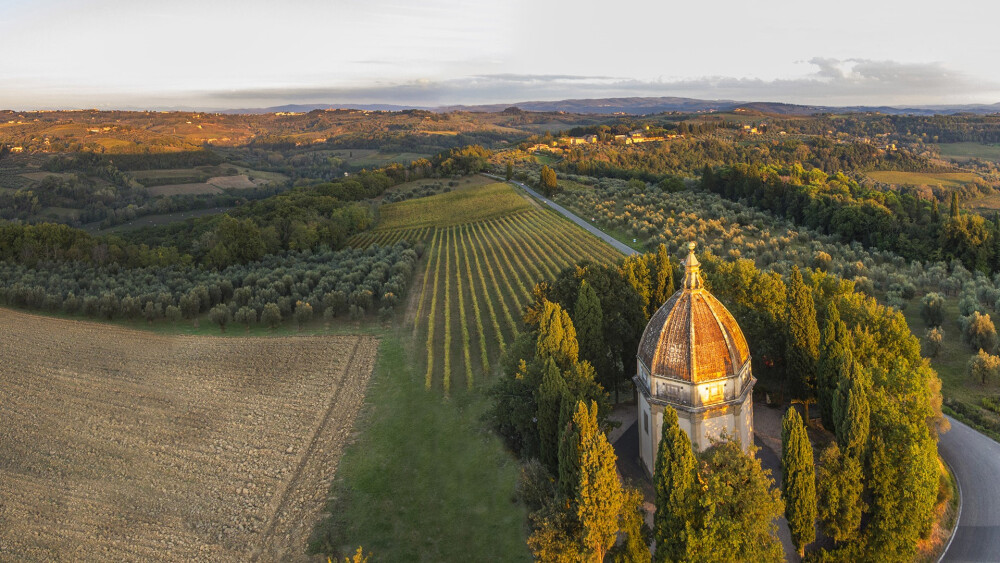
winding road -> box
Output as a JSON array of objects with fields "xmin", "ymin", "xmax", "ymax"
[
  {"xmin": 502, "ymin": 175, "xmax": 1000, "ymax": 562},
  {"xmin": 939, "ymin": 416, "xmax": 1000, "ymax": 562}
]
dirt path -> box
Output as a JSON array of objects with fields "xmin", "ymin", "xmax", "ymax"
[{"xmin": 0, "ymin": 309, "xmax": 378, "ymax": 561}]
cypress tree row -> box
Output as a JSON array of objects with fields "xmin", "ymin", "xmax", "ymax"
[{"xmin": 781, "ymin": 407, "xmax": 817, "ymax": 557}]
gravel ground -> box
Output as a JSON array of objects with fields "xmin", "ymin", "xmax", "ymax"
[{"xmin": 0, "ymin": 308, "xmax": 378, "ymax": 562}]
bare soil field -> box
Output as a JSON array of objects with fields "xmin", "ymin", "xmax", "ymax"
[{"xmin": 0, "ymin": 308, "xmax": 378, "ymax": 561}]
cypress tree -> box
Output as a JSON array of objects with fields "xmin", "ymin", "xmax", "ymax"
[
  {"xmin": 505, "ymin": 160, "xmax": 513, "ymax": 181},
  {"xmin": 786, "ymin": 267, "xmax": 820, "ymax": 410},
  {"xmin": 931, "ymin": 198, "xmax": 940, "ymax": 223},
  {"xmin": 537, "ymin": 299, "xmax": 579, "ymax": 370},
  {"xmin": 557, "ymin": 400, "xmax": 582, "ymax": 502},
  {"xmin": 781, "ymin": 407, "xmax": 817, "ymax": 557},
  {"xmin": 816, "ymin": 443, "xmax": 865, "ymax": 543},
  {"xmin": 817, "ymin": 301, "xmax": 849, "ymax": 431},
  {"xmin": 619, "ymin": 255, "xmax": 652, "ymax": 315},
  {"xmin": 950, "ymin": 191, "xmax": 960, "ymax": 219},
  {"xmin": 540, "ymin": 165, "xmax": 558, "ymax": 194},
  {"xmin": 536, "ymin": 358, "xmax": 568, "ymax": 473},
  {"xmin": 833, "ymin": 375, "xmax": 870, "ymax": 460},
  {"xmin": 574, "ymin": 400, "xmax": 625, "ymax": 561},
  {"xmin": 575, "ymin": 280, "xmax": 605, "ymax": 379},
  {"xmin": 701, "ymin": 164, "xmax": 715, "ymax": 191},
  {"xmin": 653, "ymin": 406, "xmax": 697, "ymax": 562},
  {"xmin": 649, "ymin": 243, "xmax": 675, "ymax": 316}
]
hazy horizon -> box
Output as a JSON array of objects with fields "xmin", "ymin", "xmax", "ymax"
[{"xmin": 2, "ymin": 0, "xmax": 999, "ymax": 111}]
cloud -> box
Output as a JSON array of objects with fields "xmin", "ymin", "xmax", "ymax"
[
  {"xmin": 193, "ymin": 59, "xmax": 999, "ymax": 110},
  {"xmin": 4, "ymin": 59, "xmax": 997, "ymax": 111}
]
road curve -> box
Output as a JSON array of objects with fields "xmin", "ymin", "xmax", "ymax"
[
  {"xmin": 504, "ymin": 176, "xmax": 998, "ymax": 562},
  {"xmin": 939, "ymin": 416, "xmax": 1000, "ymax": 562}
]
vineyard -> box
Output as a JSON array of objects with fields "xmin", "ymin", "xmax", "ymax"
[
  {"xmin": 373, "ymin": 181, "xmax": 532, "ymax": 230},
  {"xmin": 403, "ymin": 209, "xmax": 617, "ymax": 392},
  {"xmin": 351, "ymin": 180, "xmax": 619, "ymax": 392}
]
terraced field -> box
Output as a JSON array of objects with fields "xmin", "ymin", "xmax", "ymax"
[
  {"xmin": 0, "ymin": 308, "xmax": 378, "ymax": 561},
  {"xmin": 355, "ymin": 196, "xmax": 618, "ymax": 393}
]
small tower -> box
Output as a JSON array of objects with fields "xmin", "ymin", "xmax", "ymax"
[{"xmin": 633, "ymin": 242, "xmax": 755, "ymax": 476}]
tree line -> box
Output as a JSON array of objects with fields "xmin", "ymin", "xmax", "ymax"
[
  {"xmin": 557, "ymin": 136, "xmax": 936, "ymax": 181},
  {"xmin": 704, "ymin": 163, "xmax": 1000, "ymax": 273},
  {"xmin": 0, "ymin": 242, "xmax": 417, "ymax": 328}
]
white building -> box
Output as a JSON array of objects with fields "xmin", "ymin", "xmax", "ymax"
[{"xmin": 634, "ymin": 242, "xmax": 755, "ymax": 476}]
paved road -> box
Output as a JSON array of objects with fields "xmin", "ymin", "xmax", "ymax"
[
  {"xmin": 939, "ymin": 416, "xmax": 1000, "ymax": 562},
  {"xmin": 489, "ymin": 175, "xmax": 639, "ymax": 256},
  {"xmin": 505, "ymin": 176, "xmax": 1000, "ymax": 562}
]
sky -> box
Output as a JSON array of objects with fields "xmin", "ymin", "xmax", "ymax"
[{"xmin": 1, "ymin": 0, "xmax": 999, "ymax": 110}]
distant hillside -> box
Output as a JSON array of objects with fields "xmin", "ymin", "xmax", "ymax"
[
  {"xmin": 221, "ymin": 98, "xmax": 1000, "ymax": 117},
  {"xmin": 220, "ymin": 103, "xmax": 430, "ymax": 114},
  {"xmin": 438, "ymin": 96, "xmax": 740, "ymax": 115},
  {"xmin": 443, "ymin": 98, "xmax": 1000, "ymax": 117}
]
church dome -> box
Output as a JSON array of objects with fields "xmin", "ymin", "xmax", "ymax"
[{"xmin": 637, "ymin": 242, "xmax": 750, "ymax": 383}]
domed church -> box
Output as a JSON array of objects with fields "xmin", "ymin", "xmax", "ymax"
[{"xmin": 634, "ymin": 242, "xmax": 755, "ymax": 476}]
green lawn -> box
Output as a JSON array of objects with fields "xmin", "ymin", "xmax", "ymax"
[
  {"xmin": 936, "ymin": 142, "xmax": 1000, "ymax": 163},
  {"xmin": 309, "ymin": 331, "xmax": 530, "ymax": 562},
  {"xmin": 902, "ymin": 296, "xmax": 1000, "ymax": 434},
  {"xmin": 965, "ymin": 193, "xmax": 1000, "ymax": 215},
  {"xmin": 867, "ymin": 170, "xmax": 979, "ymax": 188},
  {"xmin": 534, "ymin": 153, "xmax": 558, "ymax": 166}
]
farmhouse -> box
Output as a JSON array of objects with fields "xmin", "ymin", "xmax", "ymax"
[{"xmin": 634, "ymin": 242, "xmax": 755, "ymax": 476}]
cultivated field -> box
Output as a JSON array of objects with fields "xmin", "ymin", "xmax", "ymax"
[
  {"xmin": 87, "ymin": 206, "xmax": 233, "ymax": 233},
  {"xmin": 936, "ymin": 142, "xmax": 1000, "ymax": 163},
  {"xmin": 329, "ymin": 149, "xmax": 432, "ymax": 168},
  {"xmin": 867, "ymin": 170, "xmax": 979, "ymax": 188},
  {"xmin": 414, "ymin": 211, "xmax": 616, "ymax": 392},
  {"xmin": 352, "ymin": 181, "xmax": 618, "ymax": 392},
  {"xmin": 0, "ymin": 309, "xmax": 378, "ymax": 561},
  {"xmin": 375, "ymin": 182, "xmax": 532, "ymax": 231},
  {"xmin": 147, "ymin": 182, "xmax": 224, "ymax": 196},
  {"xmin": 207, "ymin": 174, "xmax": 266, "ymax": 190}
]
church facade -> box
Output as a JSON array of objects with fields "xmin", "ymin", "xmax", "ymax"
[{"xmin": 633, "ymin": 242, "xmax": 755, "ymax": 476}]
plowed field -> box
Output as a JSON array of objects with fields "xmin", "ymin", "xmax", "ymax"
[{"xmin": 0, "ymin": 308, "xmax": 378, "ymax": 561}]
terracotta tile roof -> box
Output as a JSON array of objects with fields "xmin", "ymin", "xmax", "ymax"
[{"xmin": 637, "ymin": 243, "xmax": 750, "ymax": 383}]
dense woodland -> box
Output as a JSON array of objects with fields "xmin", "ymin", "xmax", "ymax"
[{"xmin": 558, "ymin": 136, "xmax": 937, "ymax": 179}]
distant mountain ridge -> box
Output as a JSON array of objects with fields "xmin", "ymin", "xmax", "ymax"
[{"xmin": 218, "ymin": 97, "xmax": 1000, "ymax": 116}]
